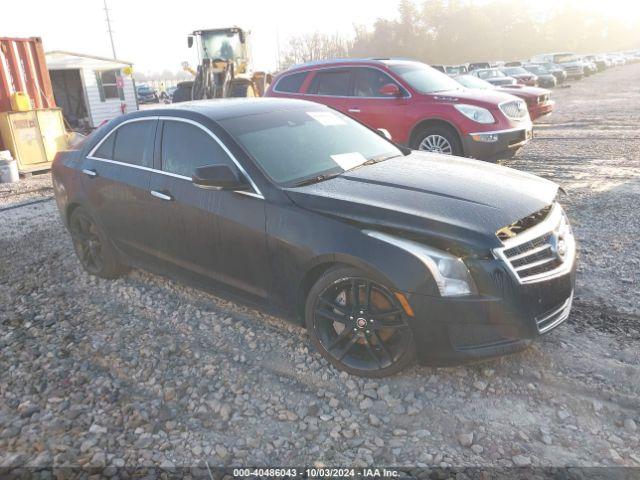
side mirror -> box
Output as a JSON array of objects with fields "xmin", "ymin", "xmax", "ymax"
[
  {"xmin": 193, "ymin": 164, "xmax": 250, "ymax": 191},
  {"xmin": 377, "ymin": 128, "xmax": 392, "ymax": 140},
  {"xmin": 379, "ymin": 83, "xmax": 401, "ymax": 97},
  {"xmin": 187, "ymin": 35, "xmax": 194, "ymax": 48}
]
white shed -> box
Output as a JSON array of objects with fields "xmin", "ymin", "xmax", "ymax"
[{"xmin": 45, "ymin": 51, "xmax": 139, "ymax": 130}]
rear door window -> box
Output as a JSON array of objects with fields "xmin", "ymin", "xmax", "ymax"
[
  {"xmin": 93, "ymin": 131, "xmax": 115, "ymax": 159},
  {"xmin": 93, "ymin": 119, "xmax": 155, "ymax": 167},
  {"xmin": 113, "ymin": 121, "xmax": 155, "ymax": 167},
  {"xmin": 308, "ymin": 69, "xmax": 351, "ymax": 96},
  {"xmin": 160, "ymin": 120, "xmax": 233, "ymax": 178},
  {"xmin": 274, "ymin": 71, "xmax": 309, "ymax": 93}
]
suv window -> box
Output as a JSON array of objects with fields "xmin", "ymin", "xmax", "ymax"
[
  {"xmin": 275, "ymin": 71, "xmax": 308, "ymax": 93},
  {"xmin": 309, "ymin": 69, "xmax": 351, "ymax": 96},
  {"xmin": 353, "ymin": 68, "xmax": 403, "ymax": 97},
  {"xmin": 161, "ymin": 121, "xmax": 233, "ymax": 178},
  {"xmin": 93, "ymin": 120, "xmax": 154, "ymax": 167}
]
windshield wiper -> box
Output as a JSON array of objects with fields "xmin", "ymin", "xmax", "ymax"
[
  {"xmin": 291, "ymin": 173, "xmax": 340, "ymax": 187},
  {"xmin": 344, "ymin": 154, "xmax": 402, "ymax": 173}
]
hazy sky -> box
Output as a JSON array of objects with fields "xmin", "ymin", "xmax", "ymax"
[{"xmin": 2, "ymin": 0, "xmax": 639, "ymax": 73}]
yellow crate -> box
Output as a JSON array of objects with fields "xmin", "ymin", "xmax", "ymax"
[
  {"xmin": 0, "ymin": 108, "xmax": 68, "ymax": 173},
  {"xmin": 10, "ymin": 92, "xmax": 32, "ymax": 112}
]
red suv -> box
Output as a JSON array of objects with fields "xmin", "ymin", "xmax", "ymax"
[{"xmin": 265, "ymin": 59, "xmax": 533, "ymax": 161}]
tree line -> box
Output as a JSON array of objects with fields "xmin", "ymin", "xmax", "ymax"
[{"xmin": 279, "ymin": 0, "xmax": 639, "ymax": 70}]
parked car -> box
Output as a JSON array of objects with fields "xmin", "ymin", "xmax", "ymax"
[
  {"xmin": 522, "ymin": 64, "xmax": 557, "ymax": 88},
  {"xmin": 535, "ymin": 63, "xmax": 567, "ymax": 84},
  {"xmin": 454, "ymin": 74, "xmax": 554, "ymax": 121},
  {"xmin": 504, "ymin": 61, "xmax": 523, "ymax": 67},
  {"xmin": 468, "ymin": 62, "xmax": 491, "ymax": 71},
  {"xmin": 171, "ymin": 81, "xmax": 194, "ymax": 103},
  {"xmin": 51, "ymin": 98, "xmax": 576, "ymax": 376},
  {"xmin": 470, "ymin": 68, "xmax": 518, "ymax": 86},
  {"xmin": 266, "ymin": 59, "xmax": 532, "ymax": 161},
  {"xmin": 578, "ymin": 57, "xmax": 597, "ymax": 76},
  {"xmin": 530, "ymin": 53, "xmax": 584, "ymax": 79},
  {"xmin": 501, "ymin": 66, "xmax": 538, "ymax": 86},
  {"xmin": 584, "ymin": 54, "xmax": 608, "ymax": 71},
  {"xmin": 431, "ymin": 65, "xmax": 446, "ymax": 72},
  {"xmin": 136, "ymin": 84, "xmax": 158, "ymax": 104},
  {"xmin": 445, "ymin": 65, "xmax": 468, "ymax": 74}
]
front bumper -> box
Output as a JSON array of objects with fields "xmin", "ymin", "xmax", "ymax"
[
  {"xmin": 463, "ymin": 125, "xmax": 532, "ymax": 160},
  {"xmin": 404, "ymin": 259, "xmax": 576, "ymax": 366},
  {"xmin": 529, "ymin": 101, "xmax": 555, "ymax": 121}
]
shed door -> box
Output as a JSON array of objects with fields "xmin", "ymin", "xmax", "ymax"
[{"xmin": 49, "ymin": 69, "xmax": 88, "ymax": 129}]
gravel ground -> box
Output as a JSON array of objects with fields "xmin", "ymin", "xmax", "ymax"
[{"xmin": 1, "ymin": 63, "xmax": 639, "ymax": 472}]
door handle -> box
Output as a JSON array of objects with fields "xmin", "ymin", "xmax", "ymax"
[
  {"xmin": 82, "ymin": 168, "xmax": 97, "ymax": 177},
  {"xmin": 348, "ymin": 108, "xmax": 361, "ymax": 113},
  {"xmin": 150, "ymin": 190, "xmax": 173, "ymax": 201}
]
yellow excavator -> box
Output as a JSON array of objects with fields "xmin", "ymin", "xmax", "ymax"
[{"xmin": 174, "ymin": 27, "xmax": 269, "ymax": 102}]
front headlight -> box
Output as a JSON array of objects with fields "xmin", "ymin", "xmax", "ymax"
[
  {"xmin": 364, "ymin": 231, "xmax": 477, "ymax": 296},
  {"xmin": 454, "ymin": 104, "xmax": 495, "ymax": 124}
]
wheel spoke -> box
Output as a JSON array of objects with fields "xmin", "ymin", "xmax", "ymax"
[
  {"xmin": 372, "ymin": 331, "xmax": 393, "ymax": 364},
  {"xmin": 364, "ymin": 335, "xmax": 383, "ymax": 368},
  {"xmin": 336, "ymin": 334, "xmax": 360, "ymax": 360},
  {"xmin": 326, "ymin": 327, "xmax": 353, "ymax": 351},
  {"xmin": 363, "ymin": 282, "xmax": 372, "ymax": 311},
  {"xmin": 350, "ymin": 279, "xmax": 359, "ymax": 311},
  {"xmin": 318, "ymin": 296, "xmax": 348, "ymax": 316},
  {"xmin": 315, "ymin": 307, "xmax": 347, "ymax": 324}
]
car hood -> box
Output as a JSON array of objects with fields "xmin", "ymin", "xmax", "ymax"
[
  {"xmin": 497, "ymin": 85, "xmax": 550, "ymax": 98},
  {"xmin": 284, "ymin": 152, "xmax": 558, "ymax": 251},
  {"xmin": 431, "ymin": 87, "xmax": 516, "ymax": 106}
]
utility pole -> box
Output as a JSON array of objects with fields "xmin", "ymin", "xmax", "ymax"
[{"xmin": 103, "ymin": 0, "xmax": 117, "ymax": 59}]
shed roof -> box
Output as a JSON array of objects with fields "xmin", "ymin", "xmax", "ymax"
[{"xmin": 45, "ymin": 51, "xmax": 133, "ymax": 70}]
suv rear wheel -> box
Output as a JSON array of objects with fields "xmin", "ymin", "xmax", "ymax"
[{"xmin": 412, "ymin": 125, "xmax": 462, "ymax": 156}]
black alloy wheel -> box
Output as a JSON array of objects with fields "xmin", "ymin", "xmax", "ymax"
[
  {"xmin": 69, "ymin": 207, "xmax": 127, "ymax": 279},
  {"xmin": 306, "ymin": 267, "xmax": 415, "ymax": 377}
]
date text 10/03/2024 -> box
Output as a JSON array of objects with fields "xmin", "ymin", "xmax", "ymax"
[{"xmin": 232, "ymin": 468, "xmax": 400, "ymax": 477}]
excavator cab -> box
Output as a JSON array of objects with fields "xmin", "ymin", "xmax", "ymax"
[{"xmin": 182, "ymin": 27, "xmax": 266, "ymax": 100}]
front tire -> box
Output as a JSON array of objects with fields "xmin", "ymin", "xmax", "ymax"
[
  {"xmin": 305, "ymin": 267, "xmax": 416, "ymax": 377},
  {"xmin": 412, "ymin": 125, "xmax": 462, "ymax": 156},
  {"xmin": 69, "ymin": 207, "xmax": 127, "ymax": 279}
]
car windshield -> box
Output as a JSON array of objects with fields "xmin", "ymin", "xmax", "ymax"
[
  {"xmin": 476, "ymin": 69, "xmax": 506, "ymax": 79},
  {"xmin": 220, "ymin": 108, "xmax": 402, "ymax": 186},
  {"xmin": 503, "ymin": 67, "xmax": 527, "ymax": 75},
  {"xmin": 138, "ymin": 87, "xmax": 153, "ymax": 94},
  {"xmin": 388, "ymin": 62, "xmax": 461, "ymax": 93},
  {"xmin": 455, "ymin": 75, "xmax": 493, "ymax": 90}
]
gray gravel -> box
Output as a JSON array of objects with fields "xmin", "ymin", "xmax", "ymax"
[{"xmin": 1, "ymin": 63, "xmax": 639, "ymax": 470}]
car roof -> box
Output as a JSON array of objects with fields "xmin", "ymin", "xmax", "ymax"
[
  {"xmin": 284, "ymin": 57, "xmax": 421, "ymax": 72},
  {"xmin": 125, "ymin": 98, "xmax": 325, "ymax": 121}
]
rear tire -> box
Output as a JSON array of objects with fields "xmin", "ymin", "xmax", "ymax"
[
  {"xmin": 305, "ymin": 266, "xmax": 416, "ymax": 378},
  {"xmin": 69, "ymin": 207, "xmax": 128, "ymax": 279},
  {"xmin": 412, "ymin": 125, "xmax": 462, "ymax": 156}
]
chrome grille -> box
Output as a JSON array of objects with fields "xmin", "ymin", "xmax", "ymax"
[
  {"xmin": 500, "ymin": 100, "xmax": 528, "ymax": 120},
  {"xmin": 502, "ymin": 232, "xmax": 562, "ymax": 280},
  {"xmin": 536, "ymin": 293, "xmax": 573, "ymax": 333},
  {"xmin": 494, "ymin": 203, "xmax": 576, "ymax": 284},
  {"xmin": 564, "ymin": 65, "xmax": 582, "ymax": 74}
]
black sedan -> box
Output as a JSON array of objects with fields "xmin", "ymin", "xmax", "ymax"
[
  {"xmin": 52, "ymin": 98, "xmax": 576, "ymax": 377},
  {"xmin": 523, "ymin": 64, "xmax": 557, "ymax": 88}
]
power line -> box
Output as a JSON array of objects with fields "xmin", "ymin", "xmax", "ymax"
[{"xmin": 103, "ymin": 0, "xmax": 117, "ymax": 59}]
